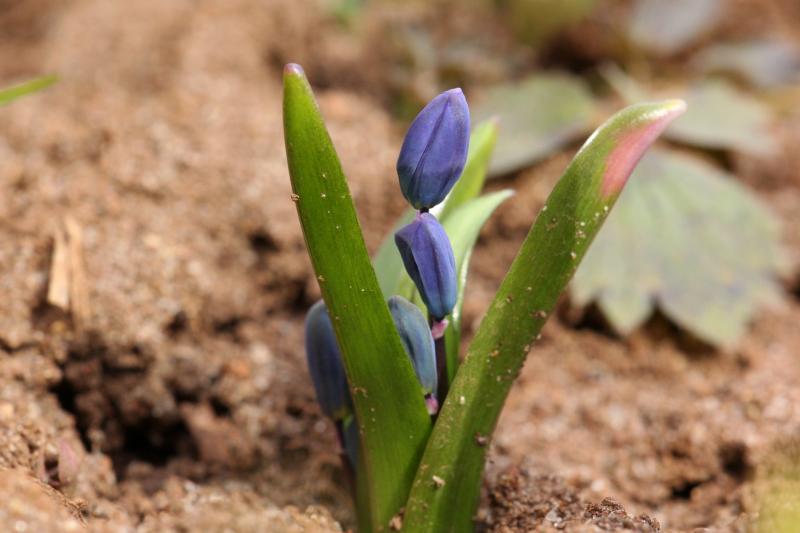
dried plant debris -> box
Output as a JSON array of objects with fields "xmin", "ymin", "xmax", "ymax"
[
  {"xmin": 573, "ymin": 149, "xmax": 786, "ymax": 347},
  {"xmin": 473, "ymin": 73, "xmax": 596, "ymax": 176}
]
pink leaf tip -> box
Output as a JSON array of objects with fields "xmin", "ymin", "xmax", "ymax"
[
  {"xmin": 601, "ymin": 99, "xmax": 686, "ymax": 198},
  {"xmin": 283, "ymin": 63, "xmax": 305, "ymax": 77}
]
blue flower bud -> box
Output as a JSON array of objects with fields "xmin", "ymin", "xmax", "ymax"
[
  {"xmin": 394, "ymin": 213, "xmax": 457, "ymax": 320},
  {"xmin": 388, "ymin": 296, "xmax": 437, "ymax": 396},
  {"xmin": 304, "ymin": 300, "xmax": 352, "ymax": 421},
  {"xmin": 397, "ymin": 89, "xmax": 470, "ymax": 210}
]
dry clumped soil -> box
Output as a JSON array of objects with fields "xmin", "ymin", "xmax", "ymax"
[{"xmin": 0, "ymin": 0, "xmax": 799, "ymax": 531}]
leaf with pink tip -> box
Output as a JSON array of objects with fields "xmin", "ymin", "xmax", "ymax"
[
  {"xmin": 402, "ymin": 100, "xmax": 685, "ymax": 532},
  {"xmin": 574, "ymin": 148, "xmax": 786, "ymax": 346}
]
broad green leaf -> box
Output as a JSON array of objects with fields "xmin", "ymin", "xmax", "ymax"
[
  {"xmin": 402, "ymin": 100, "xmax": 686, "ymax": 532},
  {"xmin": 282, "ymin": 65, "xmax": 431, "ymax": 532},
  {"xmin": 628, "ymin": 0, "xmax": 722, "ymax": 55},
  {"xmin": 473, "ymin": 73, "xmax": 596, "ymax": 176},
  {"xmin": 0, "ymin": 75, "xmax": 57, "ymax": 107},
  {"xmin": 667, "ymin": 79, "xmax": 776, "ymax": 154},
  {"xmin": 373, "ymin": 120, "xmax": 499, "ymax": 298},
  {"xmin": 694, "ymin": 39, "xmax": 800, "ymax": 89},
  {"xmin": 573, "ymin": 148, "xmax": 785, "ymax": 347},
  {"xmin": 441, "ymin": 190, "xmax": 514, "ymax": 383},
  {"xmin": 373, "ymin": 209, "xmax": 415, "ymax": 298},
  {"xmin": 438, "ymin": 120, "xmax": 498, "ymax": 220},
  {"xmin": 603, "ymin": 70, "xmax": 777, "ymax": 155}
]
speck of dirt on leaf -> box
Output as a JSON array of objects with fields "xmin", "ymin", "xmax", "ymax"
[
  {"xmin": 389, "ymin": 514, "xmax": 403, "ymax": 530},
  {"xmin": 570, "ymin": 251, "xmax": 577, "ymax": 260},
  {"xmin": 432, "ymin": 475, "xmax": 445, "ymax": 488},
  {"xmin": 475, "ymin": 433, "xmax": 488, "ymax": 447},
  {"xmin": 317, "ymin": 275, "xmax": 325, "ymax": 282},
  {"xmin": 459, "ymin": 395, "xmax": 465, "ymax": 405},
  {"xmin": 290, "ymin": 193, "xmax": 300, "ymax": 202}
]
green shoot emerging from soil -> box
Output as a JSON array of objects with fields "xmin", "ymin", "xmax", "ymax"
[{"xmin": 283, "ymin": 62, "xmax": 685, "ymax": 532}]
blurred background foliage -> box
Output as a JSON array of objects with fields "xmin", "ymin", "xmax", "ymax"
[{"xmin": 313, "ymin": 0, "xmax": 798, "ymax": 347}]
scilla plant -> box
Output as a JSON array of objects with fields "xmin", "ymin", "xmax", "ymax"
[{"xmin": 284, "ymin": 63, "xmax": 685, "ymax": 532}]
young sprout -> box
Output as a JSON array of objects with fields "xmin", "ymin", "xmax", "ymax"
[{"xmin": 284, "ymin": 62, "xmax": 685, "ymax": 530}]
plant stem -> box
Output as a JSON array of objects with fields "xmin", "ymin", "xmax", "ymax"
[{"xmin": 434, "ymin": 334, "xmax": 448, "ymax": 402}]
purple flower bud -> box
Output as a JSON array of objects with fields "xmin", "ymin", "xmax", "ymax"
[
  {"xmin": 394, "ymin": 213, "xmax": 457, "ymax": 320},
  {"xmin": 397, "ymin": 89, "xmax": 470, "ymax": 210},
  {"xmin": 304, "ymin": 300, "xmax": 352, "ymax": 421},
  {"xmin": 388, "ymin": 296, "xmax": 437, "ymax": 397}
]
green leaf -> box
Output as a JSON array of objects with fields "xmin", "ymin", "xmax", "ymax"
[
  {"xmin": 504, "ymin": 0, "xmax": 597, "ymax": 46},
  {"xmin": 373, "ymin": 120, "xmax": 499, "ymax": 298},
  {"xmin": 694, "ymin": 39, "xmax": 800, "ymax": 89},
  {"xmin": 282, "ymin": 64, "xmax": 431, "ymax": 532},
  {"xmin": 473, "ymin": 73, "xmax": 596, "ymax": 176},
  {"xmin": 628, "ymin": 0, "xmax": 722, "ymax": 55},
  {"xmin": 438, "ymin": 120, "xmax": 498, "ymax": 220},
  {"xmin": 573, "ymin": 148, "xmax": 786, "ymax": 346},
  {"xmin": 0, "ymin": 75, "xmax": 58, "ymax": 107},
  {"xmin": 373, "ymin": 209, "xmax": 415, "ymax": 299},
  {"xmin": 402, "ymin": 100, "xmax": 686, "ymax": 532},
  {"xmin": 603, "ymin": 70, "xmax": 777, "ymax": 155},
  {"xmin": 667, "ymin": 79, "xmax": 776, "ymax": 154},
  {"xmin": 441, "ymin": 190, "xmax": 514, "ymax": 383}
]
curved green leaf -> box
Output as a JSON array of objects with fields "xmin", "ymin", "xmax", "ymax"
[
  {"xmin": 402, "ymin": 100, "xmax": 686, "ymax": 532},
  {"xmin": 441, "ymin": 190, "xmax": 514, "ymax": 384},
  {"xmin": 282, "ymin": 64, "xmax": 431, "ymax": 532},
  {"xmin": 573, "ymin": 148, "xmax": 786, "ymax": 346}
]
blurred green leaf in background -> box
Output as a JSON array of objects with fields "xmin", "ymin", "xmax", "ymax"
[
  {"xmin": 504, "ymin": 0, "xmax": 597, "ymax": 46},
  {"xmin": 666, "ymin": 79, "xmax": 777, "ymax": 155},
  {"xmin": 573, "ymin": 149, "xmax": 787, "ymax": 346},
  {"xmin": 628, "ymin": 0, "xmax": 723, "ymax": 55},
  {"xmin": 473, "ymin": 73, "xmax": 597, "ymax": 176},
  {"xmin": 694, "ymin": 39, "xmax": 800, "ymax": 89}
]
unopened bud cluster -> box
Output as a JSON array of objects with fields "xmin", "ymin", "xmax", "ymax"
[{"xmin": 304, "ymin": 88, "xmax": 470, "ymax": 465}]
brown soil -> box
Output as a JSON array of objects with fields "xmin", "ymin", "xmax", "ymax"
[{"xmin": 0, "ymin": 1, "xmax": 798, "ymax": 532}]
